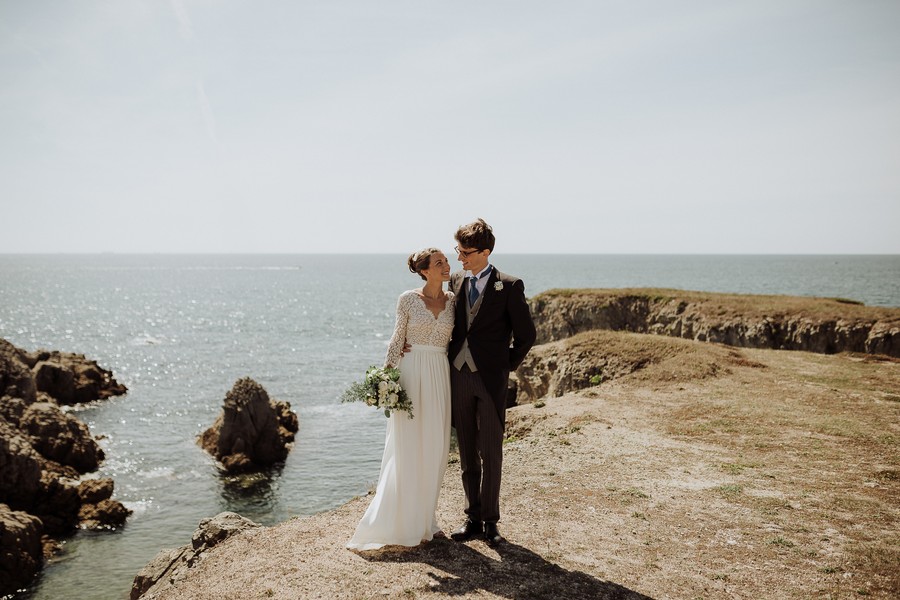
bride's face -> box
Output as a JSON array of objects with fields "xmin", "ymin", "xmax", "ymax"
[{"xmin": 424, "ymin": 252, "xmax": 451, "ymax": 283}]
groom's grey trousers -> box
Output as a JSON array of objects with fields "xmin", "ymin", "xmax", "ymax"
[{"xmin": 451, "ymin": 364, "xmax": 504, "ymax": 524}]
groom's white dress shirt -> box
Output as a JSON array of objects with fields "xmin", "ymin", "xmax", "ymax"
[{"xmin": 468, "ymin": 264, "xmax": 492, "ymax": 299}]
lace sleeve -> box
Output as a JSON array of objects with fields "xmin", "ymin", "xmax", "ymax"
[{"xmin": 384, "ymin": 292, "xmax": 411, "ymax": 368}]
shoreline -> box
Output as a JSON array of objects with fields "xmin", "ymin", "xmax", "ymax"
[
  {"xmin": 0, "ymin": 341, "xmax": 130, "ymax": 597},
  {"xmin": 4, "ymin": 286, "xmax": 898, "ymax": 598}
]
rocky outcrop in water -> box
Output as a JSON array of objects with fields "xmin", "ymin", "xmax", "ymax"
[
  {"xmin": 198, "ymin": 378, "xmax": 299, "ymax": 473},
  {"xmin": 20, "ymin": 400, "xmax": 105, "ymax": 473},
  {"xmin": 130, "ymin": 511, "xmax": 260, "ymax": 600},
  {"xmin": 0, "ymin": 338, "xmax": 130, "ymax": 597},
  {"xmin": 529, "ymin": 289, "xmax": 899, "ymax": 357},
  {"xmin": 77, "ymin": 478, "xmax": 131, "ymax": 529},
  {"xmin": 22, "ymin": 349, "xmax": 128, "ymax": 406}
]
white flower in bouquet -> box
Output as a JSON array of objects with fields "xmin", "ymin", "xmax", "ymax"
[{"xmin": 342, "ymin": 365, "xmax": 414, "ymax": 418}]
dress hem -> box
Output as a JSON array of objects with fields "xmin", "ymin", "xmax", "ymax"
[{"xmin": 346, "ymin": 533, "xmax": 438, "ymax": 551}]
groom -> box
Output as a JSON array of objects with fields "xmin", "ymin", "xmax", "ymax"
[{"xmin": 448, "ymin": 218, "xmax": 536, "ymax": 547}]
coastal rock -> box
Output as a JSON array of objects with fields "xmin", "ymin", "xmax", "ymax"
[
  {"xmin": 0, "ymin": 338, "xmax": 129, "ymax": 591},
  {"xmin": 31, "ymin": 470, "xmax": 80, "ymax": 535},
  {"xmin": 78, "ymin": 498, "xmax": 131, "ymax": 529},
  {"xmin": 130, "ymin": 512, "xmax": 260, "ymax": 600},
  {"xmin": 26, "ymin": 350, "xmax": 127, "ymax": 405},
  {"xmin": 529, "ymin": 289, "xmax": 900, "ymax": 357},
  {"xmin": 76, "ymin": 478, "xmax": 131, "ymax": 529},
  {"xmin": 0, "ymin": 339, "xmax": 37, "ymax": 404},
  {"xmin": 515, "ymin": 329, "xmax": 744, "ymax": 403},
  {"xmin": 0, "ymin": 417, "xmax": 82, "ymax": 537},
  {"xmin": 0, "ymin": 503, "xmax": 43, "ymax": 598},
  {"xmin": 0, "ymin": 418, "xmax": 44, "ymax": 509},
  {"xmin": 20, "ymin": 401, "xmax": 104, "ymax": 473},
  {"xmin": 198, "ymin": 378, "xmax": 299, "ymax": 474},
  {"xmin": 77, "ymin": 477, "xmax": 115, "ymax": 504},
  {"xmin": 33, "ymin": 361, "xmax": 76, "ymax": 405},
  {"xmin": 0, "ymin": 395, "xmax": 27, "ymax": 426}
]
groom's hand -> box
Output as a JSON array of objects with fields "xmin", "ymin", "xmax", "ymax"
[{"xmin": 401, "ymin": 341, "xmax": 412, "ymax": 356}]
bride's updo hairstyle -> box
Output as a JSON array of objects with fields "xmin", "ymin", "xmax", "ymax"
[{"xmin": 408, "ymin": 247, "xmax": 442, "ymax": 280}]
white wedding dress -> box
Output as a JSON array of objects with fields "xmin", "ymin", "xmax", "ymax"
[{"xmin": 347, "ymin": 290, "xmax": 454, "ymax": 550}]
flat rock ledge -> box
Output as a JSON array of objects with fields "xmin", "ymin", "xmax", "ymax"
[
  {"xmin": 22, "ymin": 348, "xmax": 128, "ymax": 406},
  {"xmin": 0, "ymin": 338, "xmax": 131, "ymax": 597},
  {"xmin": 198, "ymin": 378, "xmax": 299, "ymax": 474},
  {"xmin": 130, "ymin": 512, "xmax": 260, "ymax": 600}
]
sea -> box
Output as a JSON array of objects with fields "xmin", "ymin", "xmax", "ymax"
[{"xmin": 0, "ymin": 254, "xmax": 898, "ymax": 600}]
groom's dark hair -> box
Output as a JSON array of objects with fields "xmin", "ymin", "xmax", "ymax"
[{"xmin": 455, "ymin": 218, "xmax": 495, "ymax": 252}]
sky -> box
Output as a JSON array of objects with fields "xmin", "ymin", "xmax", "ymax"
[{"xmin": 1, "ymin": 0, "xmax": 899, "ymax": 254}]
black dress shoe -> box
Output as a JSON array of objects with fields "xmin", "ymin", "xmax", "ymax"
[
  {"xmin": 484, "ymin": 522, "xmax": 502, "ymax": 547},
  {"xmin": 450, "ymin": 519, "xmax": 483, "ymax": 542}
]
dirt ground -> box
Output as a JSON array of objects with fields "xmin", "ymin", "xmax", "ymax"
[{"xmin": 146, "ymin": 340, "xmax": 899, "ymax": 600}]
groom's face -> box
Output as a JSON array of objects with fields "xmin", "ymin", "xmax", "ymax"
[{"xmin": 456, "ymin": 245, "xmax": 489, "ymax": 274}]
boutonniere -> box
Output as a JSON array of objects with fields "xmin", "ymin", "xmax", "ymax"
[{"xmin": 494, "ymin": 281, "xmax": 504, "ymax": 291}]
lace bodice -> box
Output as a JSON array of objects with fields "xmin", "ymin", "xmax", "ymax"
[{"xmin": 384, "ymin": 290, "xmax": 455, "ymax": 368}]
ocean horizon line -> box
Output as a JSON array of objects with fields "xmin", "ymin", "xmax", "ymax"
[{"xmin": 2, "ymin": 251, "xmax": 898, "ymax": 257}]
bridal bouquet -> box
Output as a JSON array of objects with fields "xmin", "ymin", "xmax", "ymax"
[{"xmin": 342, "ymin": 365, "xmax": 414, "ymax": 419}]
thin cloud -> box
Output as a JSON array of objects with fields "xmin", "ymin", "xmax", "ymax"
[
  {"xmin": 171, "ymin": 0, "xmax": 194, "ymax": 41},
  {"xmin": 196, "ymin": 81, "xmax": 217, "ymax": 143}
]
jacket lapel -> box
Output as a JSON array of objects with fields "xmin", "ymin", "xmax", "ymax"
[{"xmin": 453, "ymin": 272, "xmax": 467, "ymax": 321}]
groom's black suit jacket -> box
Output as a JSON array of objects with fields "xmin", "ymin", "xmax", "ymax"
[{"xmin": 449, "ymin": 267, "xmax": 536, "ymax": 419}]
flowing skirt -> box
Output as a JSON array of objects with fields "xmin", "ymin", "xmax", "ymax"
[{"xmin": 347, "ymin": 344, "xmax": 452, "ymax": 550}]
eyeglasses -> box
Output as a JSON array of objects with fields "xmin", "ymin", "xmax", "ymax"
[{"xmin": 454, "ymin": 246, "xmax": 483, "ymax": 258}]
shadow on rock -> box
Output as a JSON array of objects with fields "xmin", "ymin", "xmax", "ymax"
[{"xmin": 357, "ymin": 537, "xmax": 654, "ymax": 600}]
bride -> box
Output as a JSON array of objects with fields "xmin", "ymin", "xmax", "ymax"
[{"xmin": 347, "ymin": 247, "xmax": 454, "ymax": 550}]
